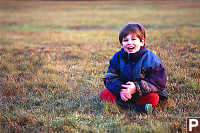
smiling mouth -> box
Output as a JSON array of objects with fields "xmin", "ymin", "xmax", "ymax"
[{"xmin": 128, "ymin": 46, "xmax": 135, "ymax": 50}]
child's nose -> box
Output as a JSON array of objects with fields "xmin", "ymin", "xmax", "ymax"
[{"xmin": 128, "ymin": 40, "xmax": 134, "ymax": 44}]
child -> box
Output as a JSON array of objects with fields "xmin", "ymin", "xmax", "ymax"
[{"xmin": 100, "ymin": 23, "xmax": 167, "ymax": 114}]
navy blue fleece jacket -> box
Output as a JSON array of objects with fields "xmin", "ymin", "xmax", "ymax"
[{"xmin": 103, "ymin": 46, "xmax": 167, "ymax": 101}]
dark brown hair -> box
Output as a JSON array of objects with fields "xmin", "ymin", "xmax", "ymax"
[{"xmin": 119, "ymin": 23, "xmax": 146, "ymax": 44}]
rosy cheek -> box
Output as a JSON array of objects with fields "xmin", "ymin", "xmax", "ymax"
[
  {"xmin": 122, "ymin": 43, "xmax": 127, "ymax": 47},
  {"xmin": 122, "ymin": 42, "xmax": 126, "ymax": 46}
]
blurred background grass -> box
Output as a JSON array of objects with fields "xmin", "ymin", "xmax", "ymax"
[{"xmin": 0, "ymin": 0, "xmax": 199, "ymax": 132}]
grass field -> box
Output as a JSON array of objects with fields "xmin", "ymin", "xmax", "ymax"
[{"xmin": 0, "ymin": 0, "xmax": 200, "ymax": 132}]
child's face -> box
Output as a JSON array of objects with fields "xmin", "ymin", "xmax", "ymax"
[{"xmin": 121, "ymin": 34, "xmax": 144, "ymax": 54}]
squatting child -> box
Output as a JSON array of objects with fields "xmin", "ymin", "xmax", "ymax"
[{"xmin": 100, "ymin": 23, "xmax": 168, "ymax": 114}]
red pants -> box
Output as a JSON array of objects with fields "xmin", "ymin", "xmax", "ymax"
[{"xmin": 99, "ymin": 89, "xmax": 159, "ymax": 107}]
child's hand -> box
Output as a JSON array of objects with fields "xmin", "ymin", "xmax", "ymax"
[
  {"xmin": 120, "ymin": 82, "xmax": 136, "ymax": 102},
  {"xmin": 121, "ymin": 81, "xmax": 136, "ymax": 95},
  {"xmin": 120, "ymin": 89, "xmax": 131, "ymax": 102}
]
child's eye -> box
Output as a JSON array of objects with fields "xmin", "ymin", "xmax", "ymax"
[{"xmin": 123, "ymin": 40, "xmax": 128, "ymax": 42}]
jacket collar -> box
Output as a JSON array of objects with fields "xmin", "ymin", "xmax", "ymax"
[{"xmin": 121, "ymin": 46, "xmax": 147, "ymax": 62}]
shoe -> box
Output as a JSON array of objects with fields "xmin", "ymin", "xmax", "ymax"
[{"xmin": 145, "ymin": 104, "xmax": 153, "ymax": 115}]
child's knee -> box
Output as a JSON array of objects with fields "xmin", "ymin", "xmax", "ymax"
[
  {"xmin": 149, "ymin": 93, "xmax": 159, "ymax": 107},
  {"xmin": 135, "ymin": 93, "xmax": 159, "ymax": 107},
  {"xmin": 99, "ymin": 89, "xmax": 116, "ymax": 103}
]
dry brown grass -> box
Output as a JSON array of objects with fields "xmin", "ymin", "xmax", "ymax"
[{"xmin": 0, "ymin": 0, "xmax": 199, "ymax": 132}]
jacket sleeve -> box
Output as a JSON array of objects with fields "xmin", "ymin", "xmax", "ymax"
[
  {"xmin": 103, "ymin": 54, "xmax": 122, "ymax": 98},
  {"xmin": 134, "ymin": 64, "xmax": 167, "ymax": 96}
]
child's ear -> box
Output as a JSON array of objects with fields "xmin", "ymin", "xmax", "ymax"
[{"xmin": 141, "ymin": 39, "xmax": 145, "ymax": 46}]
